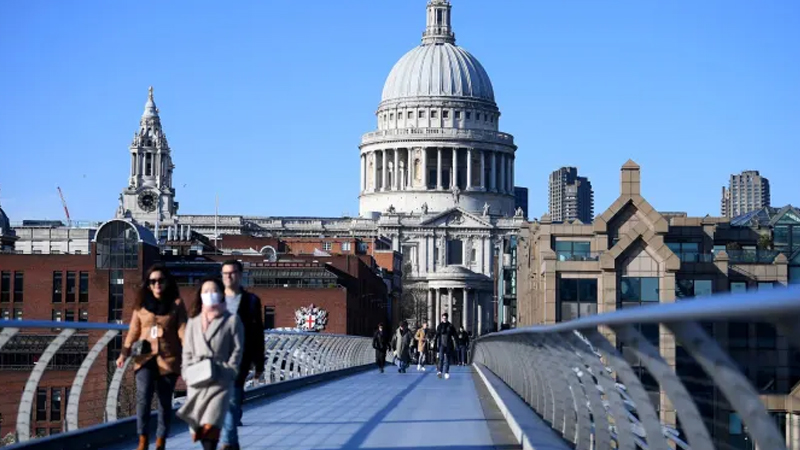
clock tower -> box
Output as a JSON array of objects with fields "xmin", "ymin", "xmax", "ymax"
[{"xmin": 116, "ymin": 87, "xmax": 178, "ymax": 226}]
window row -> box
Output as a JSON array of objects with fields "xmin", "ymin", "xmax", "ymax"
[
  {"xmin": 51, "ymin": 308, "xmax": 89, "ymax": 323},
  {"xmin": 52, "ymin": 271, "xmax": 89, "ymax": 303},
  {"xmin": 36, "ymin": 386, "xmax": 69, "ymax": 424},
  {"xmin": 30, "ymin": 250, "xmax": 84, "ymax": 255},
  {"xmin": 381, "ymin": 109, "xmax": 496, "ymax": 124},
  {"xmin": 321, "ymin": 241, "xmax": 354, "ymax": 252},
  {"xmin": 0, "ymin": 307, "xmax": 23, "ymax": 320},
  {"xmin": 0, "ymin": 271, "xmax": 23, "ymax": 302}
]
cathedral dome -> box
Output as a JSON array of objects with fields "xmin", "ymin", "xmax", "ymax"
[
  {"xmin": 0, "ymin": 206, "xmax": 11, "ymax": 236},
  {"xmin": 381, "ymin": 43, "xmax": 494, "ymax": 103}
]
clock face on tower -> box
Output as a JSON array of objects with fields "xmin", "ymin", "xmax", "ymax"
[{"xmin": 137, "ymin": 191, "xmax": 159, "ymax": 212}]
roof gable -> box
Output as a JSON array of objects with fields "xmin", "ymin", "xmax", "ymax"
[
  {"xmin": 418, "ymin": 208, "xmax": 493, "ymax": 228},
  {"xmin": 771, "ymin": 205, "xmax": 800, "ymax": 226}
]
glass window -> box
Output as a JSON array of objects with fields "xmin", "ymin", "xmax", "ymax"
[
  {"xmin": 341, "ymin": 242, "xmax": 351, "ymax": 252},
  {"xmin": 758, "ymin": 282, "xmax": 774, "ymax": 291},
  {"xmin": 555, "ymin": 241, "xmax": 592, "ymax": 261},
  {"xmin": 79, "ymin": 272, "xmax": 88, "ymax": 302},
  {"xmin": 51, "ymin": 388, "xmax": 61, "ymax": 421},
  {"xmin": 558, "ymin": 278, "xmax": 597, "ymax": 322},
  {"xmin": 790, "ymin": 266, "xmax": 800, "ymax": 285},
  {"xmin": 455, "ymin": 111, "xmax": 461, "ymax": 119},
  {"xmin": 430, "ymin": 110, "xmax": 437, "ymax": 119},
  {"xmin": 66, "ymin": 272, "xmax": 76, "ymax": 302},
  {"xmin": 0, "ymin": 272, "xmax": 9, "ymax": 302},
  {"xmin": 95, "ymin": 221, "xmax": 139, "ymax": 269},
  {"xmin": 695, "ymin": 280, "xmax": 713, "ymax": 297},
  {"xmin": 79, "ymin": 309, "xmax": 88, "ymax": 322},
  {"xmin": 50, "ymin": 428, "xmax": 61, "ymax": 436},
  {"xmin": 14, "ymin": 308, "xmax": 22, "ymax": 320},
  {"xmin": 35, "ymin": 428, "xmax": 46, "ymax": 438},
  {"xmin": 418, "ymin": 110, "xmax": 425, "ymax": 119},
  {"xmin": 729, "ymin": 413, "xmax": 743, "ymax": 435},
  {"xmin": 757, "ymin": 323, "xmax": 777, "ymax": 349},
  {"xmin": 728, "ymin": 322, "xmax": 749, "ymax": 349},
  {"xmin": 322, "ymin": 242, "xmax": 332, "ymax": 251},
  {"xmin": 109, "ymin": 270, "xmax": 124, "ymax": 324},
  {"xmin": 442, "ymin": 110, "xmax": 449, "ymax": 119},
  {"xmin": 263, "ymin": 306, "xmax": 275, "ymax": 329},
  {"xmin": 36, "ymin": 388, "xmax": 47, "ymax": 421},
  {"xmin": 65, "ymin": 310, "xmax": 74, "ymax": 322},
  {"xmin": 466, "ymin": 111, "xmax": 471, "ymax": 120},
  {"xmin": 774, "ymin": 226, "xmax": 790, "ymax": 247},
  {"xmin": 1, "ymin": 309, "xmax": 8, "ymax": 320},
  {"xmin": 14, "ymin": 272, "xmax": 23, "ymax": 302},
  {"xmin": 620, "ymin": 277, "xmax": 659, "ymax": 304},
  {"xmin": 52, "ymin": 272, "xmax": 63, "ymax": 303},
  {"xmin": 447, "ymin": 239, "xmax": 463, "ymax": 265},
  {"xmin": 52, "ymin": 309, "xmax": 62, "ymax": 322},
  {"xmin": 730, "ymin": 282, "xmax": 747, "ymax": 293}
]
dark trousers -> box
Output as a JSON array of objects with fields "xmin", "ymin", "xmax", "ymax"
[
  {"xmin": 135, "ymin": 359, "xmax": 178, "ymax": 438},
  {"xmin": 437, "ymin": 347, "xmax": 451, "ymax": 374},
  {"xmin": 375, "ymin": 350, "xmax": 387, "ymax": 369},
  {"xmin": 458, "ymin": 345, "xmax": 468, "ymax": 365}
]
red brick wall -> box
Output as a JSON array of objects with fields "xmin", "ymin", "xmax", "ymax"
[{"xmin": 248, "ymin": 286, "xmax": 348, "ymax": 333}]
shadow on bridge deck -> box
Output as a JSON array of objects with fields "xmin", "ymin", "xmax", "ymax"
[{"xmin": 110, "ymin": 366, "xmax": 521, "ymax": 450}]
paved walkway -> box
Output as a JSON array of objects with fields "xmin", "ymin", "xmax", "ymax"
[{"xmin": 114, "ymin": 365, "xmax": 520, "ymax": 450}]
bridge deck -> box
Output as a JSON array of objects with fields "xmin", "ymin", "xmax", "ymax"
[{"xmin": 112, "ymin": 366, "xmax": 521, "ymax": 450}]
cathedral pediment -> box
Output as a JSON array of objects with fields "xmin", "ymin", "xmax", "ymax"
[{"xmin": 418, "ymin": 208, "xmax": 493, "ymax": 229}]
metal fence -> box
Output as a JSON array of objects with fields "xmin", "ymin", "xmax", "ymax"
[
  {"xmin": 0, "ymin": 321, "xmax": 376, "ymax": 446},
  {"xmin": 472, "ymin": 286, "xmax": 800, "ymax": 450}
]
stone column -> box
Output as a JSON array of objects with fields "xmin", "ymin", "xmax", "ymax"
[
  {"xmin": 435, "ymin": 289, "xmax": 441, "ymax": 320},
  {"xmin": 477, "ymin": 297, "xmax": 483, "ymax": 335},
  {"xmin": 480, "ymin": 150, "xmax": 486, "ymax": 190},
  {"xmin": 466, "ymin": 148, "xmax": 473, "ymax": 190},
  {"xmin": 452, "ymin": 148, "xmax": 458, "ymax": 189},
  {"xmin": 490, "ymin": 151, "xmax": 497, "ymax": 192},
  {"xmin": 421, "ymin": 148, "xmax": 428, "ymax": 190},
  {"xmin": 360, "ymin": 154, "xmax": 365, "ymax": 192},
  {"xmin": 510, "ymin": 155, "xmax": 515, "ymax": 192},
  {"xmin": 463, "ymin": 288, "xmax": 469, "ymax": 329},
  {"xmin": 427, "ymin": 289, "xmax": 433, "ymax": 324},
  {"xmin": 381, "ymin": 149, "xmax": 388, "ymax": 191},
  {"xmin": 372, "ymin": 151, "xmax": 379, "ymax": 193},
  {"xmin": 447, "ymin": 288, "xmax": 454, "ymax": 318},
  {"xmin": 394, "ymin": 149, "xmax": 400, "ymax": 190},
  {"xmin": 790, "ymin": 413, "xmax": 800, "ymax": 450},
  {"xmin": 499, "ymin": 153, "xmax": 506, "ymax": 194},
  {"xmin": 436, "ymin": 148, "xmax": 443, "ymax": 190}
]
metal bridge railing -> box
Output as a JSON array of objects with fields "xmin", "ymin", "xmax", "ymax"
[
  {"xmin": 472, "ymin": 286, "xmax": 800, "ymax": 450},
  {"xmin": 0, "ymin": 320, "xmax": 375, "ymax": 447}
]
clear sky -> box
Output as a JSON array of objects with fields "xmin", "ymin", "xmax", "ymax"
[{"xmin": 1, "ymin": 0, "xmax": 798, "ymax": 222}]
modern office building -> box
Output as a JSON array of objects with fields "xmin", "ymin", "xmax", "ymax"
[
  {"xmin": 722, "ymin": 170, "xmax": 771, "ymax": 218},
  {"xmin": 549, "ymin": 166, "xmax": 594, "ymax": 223}
]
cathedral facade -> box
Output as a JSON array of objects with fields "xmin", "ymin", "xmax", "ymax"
[{"xmin": 116, "ymin": 0, "xmax": 522, "ymax": 335}]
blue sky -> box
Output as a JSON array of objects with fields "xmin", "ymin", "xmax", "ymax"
[{"xmin": 1, "ymin": 0, "xmax": 798, "ymax": 222}]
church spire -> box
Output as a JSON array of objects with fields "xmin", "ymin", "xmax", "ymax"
[
  {"xmin": 422, "ymin": 0, "xmax": 455, "ymax": 45},
  {"xmin": 143, "ymin": 86, "xmax": 159, "ymax": 118}
]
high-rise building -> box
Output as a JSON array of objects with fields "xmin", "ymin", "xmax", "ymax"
[
  {"xmin": 514, "ymin": 187, "xmax": 528, "ymax": 220},
  {"xmin": 549, "ymin": 167, "xmax": 593, "ymax": 223},
  {"xmin": 721, "ymin": 170, "xmax": 770, "ymax": 218}
]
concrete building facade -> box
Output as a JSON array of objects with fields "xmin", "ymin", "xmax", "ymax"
[
  {"xmin": 548, "ymin": 166, "xmax": 594, "ymax": 223},
  {"xmin": 518, "ymin": 160, "xmax": 798, "ymax": 448},
  {"xmin": 722, "ymin": 170, "xmax": 771, "ymax": 218}
]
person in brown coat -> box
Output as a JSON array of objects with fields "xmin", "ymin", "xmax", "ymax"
[{"xmin": 117, "ymin": 264, "xmax": 187, "ymax": 450}]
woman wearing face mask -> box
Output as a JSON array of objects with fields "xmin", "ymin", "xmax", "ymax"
[
  {"xmin": 118, "ymin": 264, "xmax": 187, "ymax": 450},
  {"xmin": 177, "ymin": 277, "xmax": 243, "ymax": 450}
]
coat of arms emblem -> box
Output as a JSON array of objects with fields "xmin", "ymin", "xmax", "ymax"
[{"xmin": 294, "ymin": 304, "xmax": 328, "ymax": 332}]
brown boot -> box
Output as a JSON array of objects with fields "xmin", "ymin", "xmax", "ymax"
[
  {"xmin": 136, "ymin": 435, "xmax": 149, "ymax": 450},
  {"xmin": 155, "ymin": 437, "xmax": 166, "ymax": 450}
]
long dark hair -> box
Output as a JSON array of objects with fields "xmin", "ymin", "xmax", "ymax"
[
  {"xmin": 189, "ymin": 277, "xmax": 226, "ymax": 318},
  {"xmin": 134, "ymin": 264, "xmax": 180, "ymax": 310}
]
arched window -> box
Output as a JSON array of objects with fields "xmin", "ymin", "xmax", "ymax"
[
  {"xmin": 260, "ymin": 246, "xmax": 277, "ymax": 262},
  {"xmin": 95, "ymin": 220, "xmax": 140, "ymax": 269}
]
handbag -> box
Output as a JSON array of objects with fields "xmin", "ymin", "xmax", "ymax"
[
  {"xmin": 184, "ymin": 358, "xmax": 217, "ymax": 388},
  {"xmin": 130, "ymin": 340, "xmax": 151, "ymax": 357}
]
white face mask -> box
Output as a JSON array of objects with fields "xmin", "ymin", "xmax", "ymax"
[{"xmin": 201, "ymin": 292, "xmax": 223, "ymax": 306}]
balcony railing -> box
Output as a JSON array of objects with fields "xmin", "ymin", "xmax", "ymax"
[
  {"xmin": 556, "ymin": 252, "xmax": 602, "ymax": 262},
  {"xmin": 0, "ymin": 321, "xmax": 377, "ymax": 446},
  {"xmin": 361, "ymin": 127, "xmax": 515, "ymax": 146},
  {"xmin": 726, "ymin": 250, "xmax": 782, "ymax": 264},
  {"xmin": 472, "ymin": 286, "xmax": 800, "ymax": 450}
]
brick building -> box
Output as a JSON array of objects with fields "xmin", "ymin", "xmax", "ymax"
[{"xmin": 0, "ymin": 218, "xmax": 391, "ymax": 440}]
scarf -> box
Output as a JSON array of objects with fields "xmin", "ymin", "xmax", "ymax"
[
  {"xmin": 142, "ymin": 293, "xmax": 173, "ymax": 316},
  {"xmin": 201, "ymin": 303, "xmax": 227, "ymax": 333}
]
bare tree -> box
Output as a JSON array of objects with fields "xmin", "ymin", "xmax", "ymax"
[{"xmin": 400, "ymin": 262, "xmax": 428, "ymax": 327}]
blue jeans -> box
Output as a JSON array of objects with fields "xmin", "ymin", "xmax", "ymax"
[
  {"xmin": 135, "ymin": 359, "xmax": 177, "ymax": 438},
  {"xmin": 437, "ymin": 347, "xmax": 450, "ymax": 374},
  {"xmin": 458, "ymin": 345, "xmax": 468, "ymax": 365},
  {"xmin": 221, "ymin": 385, "xmax": 244, "ymax": 445}
]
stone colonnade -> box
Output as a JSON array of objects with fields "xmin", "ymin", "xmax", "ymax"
[
  {"xmin": 360, "ymin": 147, "xmax": 514, "ymax": 195},
  {"xmin": 422, "ymin": 287, "xmax": 489, "ymax": 335}
]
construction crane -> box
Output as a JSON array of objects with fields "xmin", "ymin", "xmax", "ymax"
[{"xmin": 57, "ymin": 187, "xmax": 72, "ymax": 227}]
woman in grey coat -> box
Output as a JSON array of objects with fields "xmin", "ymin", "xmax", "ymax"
[
  {"xmin": 177, "ymin": 278, "xmax": 244, "ymax": 450},
  {"xmin": 391, "ymin": 320, "xmax": 412, "ymax": 373}
]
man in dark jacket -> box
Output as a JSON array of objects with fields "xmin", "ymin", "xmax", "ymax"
[
  {"xmin": 456, "ymin": 326, "xmax": 470, "ymax": 366},
  {"xmin": 220, "ymin": 260, "xmax": 265, "ymax": 450},
  {"xmin": 372, "ymin": 323, "xmax": 389, "ymax": 373},
  {"xmin": 435, "ymin": 313, "xmax": 457, "ymax": 379}
]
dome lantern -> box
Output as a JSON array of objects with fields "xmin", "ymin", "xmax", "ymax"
[{"xmin": 422, "ymin": 0, "xmax": 455, "ymax": 45}]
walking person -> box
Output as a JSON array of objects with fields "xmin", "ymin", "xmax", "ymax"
[
  {"xmin": 372, "ymin": 323, "xmax": 389, "ymax": 373},
  {"xmin": 435, "ymin": 313, "xmax": 457, "ymax": 379},
  {"xmin": 414, "ymin": 322, "xmax": 431, "ymax": 371},
  {"xmin": 177, "ymin": 277, "xmax": 244, "ymax": 450},
  {"xmin": 118, "ymin": 264, "xmax": 187, "ymax": 450},
  {"xmin": 219, "ymin": 261, "xmax": 265, "ymax": 450},
  {"xmin": 391, "ymin": 320, "xmax": 412, "ymax": 373},
  {"xmin": 456, "ymin": 326, "xmax": 470, "ymax": 366}
]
